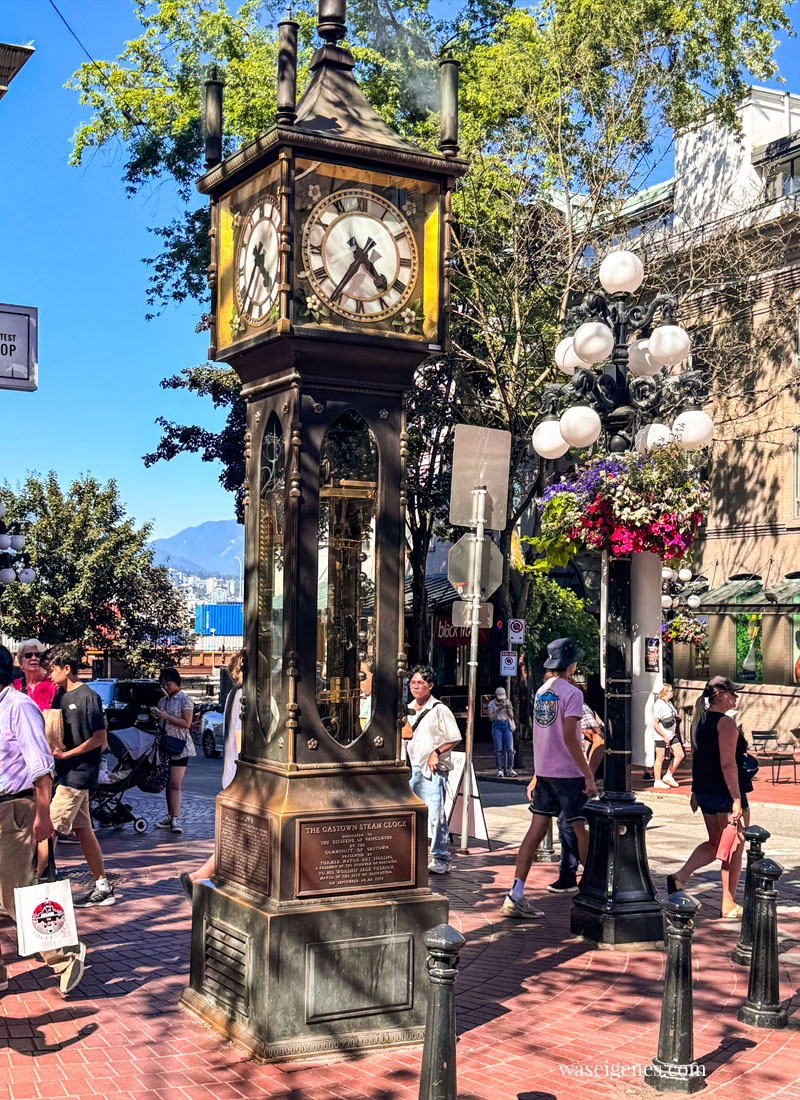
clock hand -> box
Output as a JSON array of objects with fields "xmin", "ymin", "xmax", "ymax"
[
  {"xmin": 243, "ymin": 262, "xmax": 260, "ymax": 306},
  {"xmin": 360, "ymin": 257, "xmax": 388, "ymax": 292},
  {"xmin": 252, "ymin": 241, "xmax": 273, "ymax": 291},
  {"xmin": 330, "ymin": 256, "xmax": 363, "ymax": 302},
  {"xmin": 346, "ymin": 235, "xmax": 388, "ymax": 292}
]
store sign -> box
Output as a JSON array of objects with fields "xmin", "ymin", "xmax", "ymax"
[
  {"xmin": 0, "ymin": 304, "xmax": 37, "ymax": 391},
  {"xmin": 434, "ymin": 615, "xmax": 489, "ymax": 648}
]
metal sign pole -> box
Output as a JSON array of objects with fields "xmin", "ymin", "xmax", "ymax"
[{"xmin": 460, "ymin": 484, "xmax": 487, "ymax": 852}]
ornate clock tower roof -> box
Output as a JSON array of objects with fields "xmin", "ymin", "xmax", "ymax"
[{"xmin": 197, "ymin": 0, "xmax": 465, "ymax": 198}]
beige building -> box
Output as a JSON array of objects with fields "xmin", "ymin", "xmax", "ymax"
[{"xmin": 652, "ymin": 87, "xmax": 800, "ymax": 737}]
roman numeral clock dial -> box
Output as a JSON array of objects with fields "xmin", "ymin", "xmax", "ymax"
[
  {"xmin": 301, "ymin": 188, "xmax": 419, "ymax": 322},
  {"xmin": 235, "ymin": 195, "xmax": 281, "ymax": 326}
]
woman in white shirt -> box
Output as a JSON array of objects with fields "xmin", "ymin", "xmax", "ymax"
[{"xmin": 653, "ymin": 683, "xmax": 685, "ymax": 789}]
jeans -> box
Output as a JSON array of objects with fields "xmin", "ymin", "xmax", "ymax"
[
  {"xmin": 557, "ymin": 811, "xmax": 580, "ymax": 882},
  {"xmin": 491, "ymin": 719, "xmax": 515, "ymax": 772},
  {"xmin": 409, "ymin": 766, "xmax": 451, "ymax": 861}
]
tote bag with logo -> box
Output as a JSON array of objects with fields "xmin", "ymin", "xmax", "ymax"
[{"xmin": 14, "ymin": 840, "xmax": 79, "ymax": 957}]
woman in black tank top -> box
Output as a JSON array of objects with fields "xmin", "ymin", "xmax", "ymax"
[{"xmin": 665, "ymin": 676, "xmax": 750, "ymax": 919}]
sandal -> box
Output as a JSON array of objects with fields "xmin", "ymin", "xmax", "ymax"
[
  {"xmin": 721, "ymin": 904, "xmax": 743, "ymax": 920},
  {"xmin": 666, "ymin": 874, "xmax": 687, "ymax": 895}
]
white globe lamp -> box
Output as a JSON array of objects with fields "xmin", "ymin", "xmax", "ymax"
[
  {"xmin": 627, "ymin": 337, "xmax": 661, "ymax": 377},
  {"xmin": 673, "ymin": 408, "xmax": 714, "ymax": 450},
  {"xmin": 18, "ymin": 568, "xmax": 35, "ymax": 584},
  {"xmin": 662, "ymin": 566, "xmax": 676, "ymax": 582},
  {"xmin": 0, "ymin": 567, "xmax": 17, "ymax": 585},
  {"xmin": 678, "ymin": 567, "xmax": 693, "ymax": 583},
  {"xmin": 687, "ymin": 594, "xmax": 702, "ymax": 609},
  {"xmin": 559, "ymin": 405, "xmax": 602, "ymax": 448},
  {"xmin": 572, "ymin": 321, "xmax": 614, "ymax": 365},
  {"xmin": 532, "ymin": 418, "xmax": 569, "ymax": 459},
  {"xmin": 9, "ymin": 534, "xmax": 25, "ymax": 551},
  {"xmin": 599, "ymin": 250, "xmax": 644, "ymax": 295},
  {"xmin": 648, "ymin": 324, "xmax": 691, "ymax": 367},
  {"xmin": 0, "ymin": 534, "xmax": 11, "ymax": 551},
  {"xmin": 661, "ymin": 594, "xmax": 674, "ymax": 610},
  {"xmin": 0, "ymin": 503, "xmax": 5, "ymax": 519},
  {"xmin": 554, "ymin": 336, "xmax": 588, "ymax": 376},
  {"xmin": 634, "ymin": 423, "xmax": 673, "ymax": 453}
]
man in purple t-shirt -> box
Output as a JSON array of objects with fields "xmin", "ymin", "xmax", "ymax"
[{"xmin": 502, "ymin": 637, "xmax": 597, "ymax": 919}]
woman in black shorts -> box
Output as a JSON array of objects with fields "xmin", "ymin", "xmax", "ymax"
[{"xmin": 666, "ymin": 675, "xmax": 753, "ymax": 919}]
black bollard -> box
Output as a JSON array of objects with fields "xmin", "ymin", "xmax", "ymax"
[
  {"xmin": 732, "ymin": 825, "xmax": 770, "ymax": 966},
  {"xmin": 419, "ymin": 923, "xmax": 466, "ymax": 1100},
  {"xmin": 738, "ymin": 858, "xmax": 788, "ymax": 1028},
  {"xmin": 647, "ymin": 893, "xmax": 706, "ymax": 1093},
  {"xmin": 536, "ymin": 819, "xmax": 558, "ymax": 862}
]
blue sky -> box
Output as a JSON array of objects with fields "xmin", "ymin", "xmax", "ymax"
[{"xmin": 1, "ymin": 1, "xmax": 798, "ymax": 541}]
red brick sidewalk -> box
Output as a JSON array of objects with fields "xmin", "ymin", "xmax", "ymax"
[{"xmin": 1, "ymin": 795, "xmax": 799, "ymax": 1100}]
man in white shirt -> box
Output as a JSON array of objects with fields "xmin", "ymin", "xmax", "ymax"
[{"xmin": 405, "ymin": 665, "xmax": 462, "ymax": 874}]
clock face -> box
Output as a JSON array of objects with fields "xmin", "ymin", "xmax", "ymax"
[
  {"xmin": 235, "ymin": 195, "xmax": 281, "ymax": 325},
  {"xmin": 301, "ymin": 188, "xmax": 418, "ymax": 322}
]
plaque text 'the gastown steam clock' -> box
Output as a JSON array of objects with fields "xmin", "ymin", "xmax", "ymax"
[{"xmin": 180, "ymin": 0, "xmax": 466, "ymax": 1063}]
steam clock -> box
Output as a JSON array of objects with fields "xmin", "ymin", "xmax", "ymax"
[{"xmin": 180, "ymin": 0, "xmax": 466, "ymax": 1063}]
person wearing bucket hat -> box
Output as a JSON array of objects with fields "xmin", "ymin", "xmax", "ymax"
[
  {"xmin": 487, "ymin": 686, "xmax": 517, "ymax": 777},
  {"xmin": 502, "ymin": 637, "xmax": 596, "ymax": 920}
]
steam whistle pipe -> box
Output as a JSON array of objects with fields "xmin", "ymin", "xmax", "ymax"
[
  {"xmin": 204, "ymin": 66, "xmax": 224, "ymax": 169},
  {"xmin": 460, "ymin": 485, "xmax": 486, "ymax": 852},
  {"xmin": 277, "ymin": 10, "xmax": 299, "ymax": 124},
  {"xmin": 439, "ymin": 54, "xmax": 460, "ymax": 158}
]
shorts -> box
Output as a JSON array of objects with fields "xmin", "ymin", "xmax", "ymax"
[
  {"xmin": 655, "ymin": 734, "xmax": 683, "ymax": 748},
  {"xmin": 530, "ymin": 776, "xmax": 588, "ymax": 823},
  {"xmin": 169, "ymin": 757, "xmax": 188, "ymax": 769},
  {"xmin": 695, "ymin": 791, "xmax": 749, "ymax": 815},
  {"xmin": 50, "ymin": 785, "xmax": 92, "ymax": 833}
]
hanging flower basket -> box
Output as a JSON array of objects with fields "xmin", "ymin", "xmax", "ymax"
[
  {"xmin": 663, "ymin": 612, "xmax": 708, "ymax": 647},
  {"xmin": 530, "ymin": 444, "xmax": 709, "ymax": 567}
]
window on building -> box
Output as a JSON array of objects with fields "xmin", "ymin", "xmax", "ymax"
[
  {"xmin": 766, "ymin": 156, "xmax": 800, "ymax": 200},
  {"xmin": 794, "ymin": 427, "xmax": 800, "ymax": 519}
]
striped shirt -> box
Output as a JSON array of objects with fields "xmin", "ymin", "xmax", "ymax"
[{"xmin": 0, "ymin": 683, "xmax": 54, "ymax": 795}]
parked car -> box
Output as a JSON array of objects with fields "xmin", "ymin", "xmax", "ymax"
[
  {"xmin": 87, "ymin": 678, "xmax": 164, "ymax": 734},
  {"xmin": 200, "ymin": 710, "xmax": 225, "ymax": 758}
]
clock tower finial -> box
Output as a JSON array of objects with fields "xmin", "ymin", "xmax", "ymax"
[{"xmin": 317, "ymin": 0, "xmax": 347, "ymax": 45}]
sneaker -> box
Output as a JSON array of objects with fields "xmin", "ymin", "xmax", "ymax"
[
  {"xmin": 505, "ymin": 769, "xmax": 518, "ymax": 777},
  {"xmin": 170, "ymin": 818, "xmax": 183, "ymax": 834},
  {"xmin": 502, "ymin": 895, "xmax": 544, "ymax": 919},
  {"xmin": 154, "ymin": 815, "xmax": 173, "ymax": 829},
  {"xmin": 663, "ymin": 774, "xmax": 679, "ymax": 787},
  {"xmin": 56, "ymin": 832, "xmax": 80, "ymax": 845},
  {"xmin": 428, "ymin": 859, "xmax": 450, "ymax": 875},
  {"xmin": 547, "ymin": 878, "xmax": 579, "ymax": 894},
  {"xmin": 496, "ymin": 770, "xmax": 505, "ymax": 778},
  {"xmin": 653, "ymin": 780, "xmax": 671, "ymax": 789},
  {"xmin": 179, "ymin": 872, "xmax": 194, "ymax": 901},
  {"xmin": 59, "ymin": 942, "xmax": 86, "ymax": 996},
  {"xmin": 75, "ymin": 883, "xmax": 115, "ymax": 908}
]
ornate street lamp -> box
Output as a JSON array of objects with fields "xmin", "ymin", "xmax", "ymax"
[
  {"xmin": 532, "ymin": 250, "xmax": 714, "ymax": 946},
  {"xmin": 0, "ymin": 503, "xmax": 34, "ymax": 588}
]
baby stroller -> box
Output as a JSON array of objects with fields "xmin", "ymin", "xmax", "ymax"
[{"xmin": 90, "ymin": 727, "xmax": 170, "ymax": 833}]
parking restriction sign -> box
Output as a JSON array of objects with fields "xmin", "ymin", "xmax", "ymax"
[
  {"xmin": 499, "ymin": 651, "xmax": 518, "ymax": 676},
  {"xmin": 508, "ymin": 618, "xmax": 525, "ymax": 644}
]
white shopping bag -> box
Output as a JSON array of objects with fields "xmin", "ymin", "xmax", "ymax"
[{"xmin": 14, "ymin": 842, "xmax": 79, "ymax": 957}]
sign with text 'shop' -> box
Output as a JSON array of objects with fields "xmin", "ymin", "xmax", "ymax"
[{"xmin": 0, "ymin": 304, "xmax": 37, "ymax": 391}]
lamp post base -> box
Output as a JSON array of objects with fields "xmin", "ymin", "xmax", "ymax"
[{"xmin": 571, "ymin": 796, "xmax": 663, "ymax": 948}]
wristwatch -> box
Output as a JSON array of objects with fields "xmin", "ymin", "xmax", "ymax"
[{"xmin": 435, "ymin": 748, "xmax": 444, "ymax": 757}]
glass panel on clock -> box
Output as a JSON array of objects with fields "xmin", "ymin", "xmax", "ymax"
[
  {"xmin": 258, "ymin": 414, "xmax": 285, "ymax": 741},
  {"xmin": 316, "ymin": 411, "xmax": 378, "ymax": 745}
]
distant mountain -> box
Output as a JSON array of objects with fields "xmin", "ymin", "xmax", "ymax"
[{"xmin": 152, "ymin": 520, "xmax": 243, "ymax": 577}]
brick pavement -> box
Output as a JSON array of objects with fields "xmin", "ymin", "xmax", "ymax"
[{"xmin": 1, "ymin": 790, "xmax": 800, "ymax": 1100}]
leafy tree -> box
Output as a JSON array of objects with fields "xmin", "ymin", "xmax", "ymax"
[
  {"xmin": 66, "ymin": 0, "xmax": 794, "ymax": 660},
  {"xmin": 0, "ymin": 474, "xmax": 191, "ymax": 675},
  {"xmin": 522, "ymin": 573, "xmax": 600, "ymax": 684}
]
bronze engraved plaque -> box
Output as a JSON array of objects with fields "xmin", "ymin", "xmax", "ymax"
[
  {"xmin": 297, "ymin": 812, "xmax": 416, "ymax": 897},
  {"xmin": 217, "ymin": 805, "xmax": 271, "ymax": 894}
]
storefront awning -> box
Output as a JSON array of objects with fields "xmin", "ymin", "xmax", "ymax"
[
  {"xmin": 739, "ymin": 576, "xmax": 800, "ymax": 612},
  {"xmin": 698, "ymin": 574, "xmax": 800, "ymax": 612},
  {"xmin": 697, "ymin": 576, "xmax": 762, "ymax": 611}
]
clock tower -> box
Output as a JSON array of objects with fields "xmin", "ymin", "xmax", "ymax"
[{"xmin": 180, "ymin": 0, "xmax": 466, "ymax": 1063}]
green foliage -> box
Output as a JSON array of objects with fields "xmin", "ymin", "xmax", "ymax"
[
  {"xmin": 523, "ymin": 574, "xmax": 599, "ymax": 679},
  {"xmin": 0, "ymin": 474, "xmax": 191, "ymax": 674}
]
